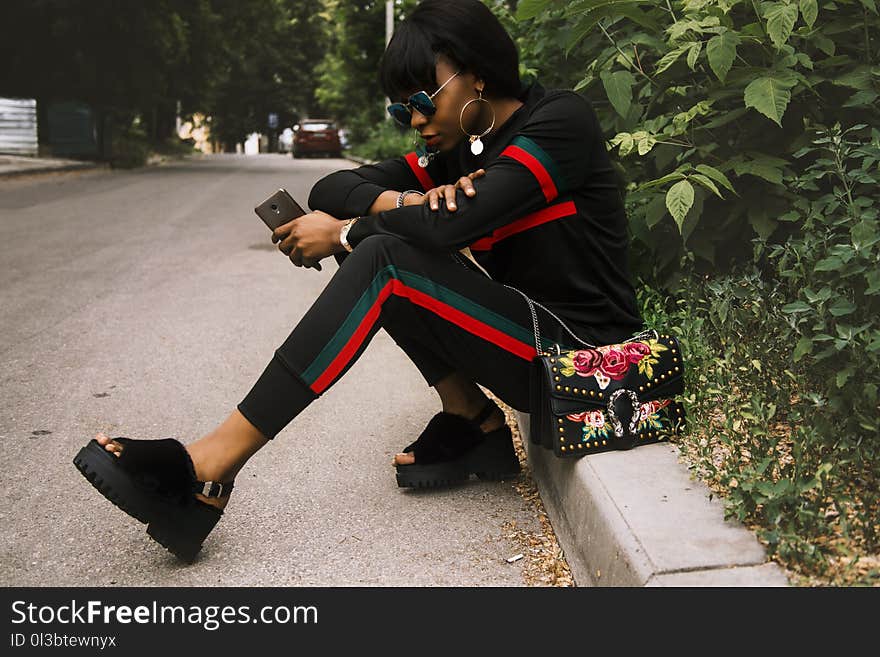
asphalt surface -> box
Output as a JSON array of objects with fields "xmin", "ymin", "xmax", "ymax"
[{"xmin": 0, "ymin": 154, "xmax": 545, "ymax": 586}]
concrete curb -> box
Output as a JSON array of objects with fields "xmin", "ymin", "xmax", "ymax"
[
  {"xmin": 515, "ymin": 411, "xmax": 791, "ymax": 587},
  {"xmin": 0, "ymin": 158, "xmax": 108, "ymax": 179}
]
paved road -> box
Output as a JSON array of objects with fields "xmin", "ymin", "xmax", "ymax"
[{"xmin": 0, "ymin": 154, "xmax": 544, "ymax": 586}]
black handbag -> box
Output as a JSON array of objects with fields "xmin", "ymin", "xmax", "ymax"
[{"xmin": 504, "ymin": 286, "xmax": 686, "ymax": 458}]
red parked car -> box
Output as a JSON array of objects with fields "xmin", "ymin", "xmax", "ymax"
[{"xmin": 291, "ymin": 120, "xmax": 342, "ymax": 158}]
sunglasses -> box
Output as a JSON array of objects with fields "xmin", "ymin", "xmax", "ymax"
[{"xmin": 386, "ymin": 70, "xmax": 462, "ymax": 127}]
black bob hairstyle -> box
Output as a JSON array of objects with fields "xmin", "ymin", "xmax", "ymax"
[{"xmin": 379, "ymin": 0, "xmax": 522, "ymax": 102}]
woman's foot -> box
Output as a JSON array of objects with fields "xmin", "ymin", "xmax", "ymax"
[
  {"xmin": 94, "ymin": 432, "xmax": 232, "ymax": 511},
  {"xmin": 391, "ymin": 399, "xmax": 507, "ymax": 466}
]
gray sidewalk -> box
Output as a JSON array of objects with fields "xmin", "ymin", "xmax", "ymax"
[{"xmin": 0, "ymin": 154, "xmax": 107, "ymax": 178}]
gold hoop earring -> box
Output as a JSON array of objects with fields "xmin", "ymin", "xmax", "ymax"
[{"xmin": 459, "ymin": 89, "xmax": 495, "ymax": 155}]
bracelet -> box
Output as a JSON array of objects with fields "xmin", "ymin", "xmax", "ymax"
[
  {"xmin": 396, "ymin": 189, "xmax": 424, "ymax": 208},
  {"xmin": 339, "ymin": 217, "xmax": 359, "ymax": 253}
]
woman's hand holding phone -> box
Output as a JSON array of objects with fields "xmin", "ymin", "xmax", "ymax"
[
  {"xmin": 255, "ymin": 187, "xmax": 327, "ymax": 271},
  {"xmin": 263, "ymin": 168, "xmax": 485, "ymax": 269},
  {"xmin": 272, "ymin": 210, "xmax": 347, "ymax": 268}
]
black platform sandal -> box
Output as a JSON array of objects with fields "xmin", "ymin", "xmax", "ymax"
[
  {"xmin": 72, "ymin": 437, "xmax": 233, "ymax": 563},
  {"xmin": 395, "ymin": 398, "xmax": 521, "ymax": 488}
]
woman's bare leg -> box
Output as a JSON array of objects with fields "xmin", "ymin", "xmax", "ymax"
[
  {"xmin": 95, "ymin": 409, "xmax": 268, "ymax": 509},
  {"xmin": 95, "ymin": 370, "xmax": 506, "ymax": 479},
  {"xmin": 392, "ymin": 371, "xmax": 506, "ymax": 465}
]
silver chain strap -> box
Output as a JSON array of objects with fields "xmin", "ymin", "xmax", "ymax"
[
  {"xmin": 502, "ymin": 284, "xmax": 572, "ymax": 353},
  {"xmin": 452, "ymin": 252, "xmax": 656, "ymax": 355}
]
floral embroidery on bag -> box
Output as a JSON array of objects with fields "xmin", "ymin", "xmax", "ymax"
[
  {"xmin": 565, "ymin": 398, "xmax": 672, "ymax": 440},
  {"xmin": 635, "ymin": 399, "xmax": 671, "ymax": 432},
  {"xmin": 557, "ymin": 339, "xmax": 668, "ymax": 390},
  {"xmin": 565, "ymin": 410, "xmax": 612, "ymax": 441}
]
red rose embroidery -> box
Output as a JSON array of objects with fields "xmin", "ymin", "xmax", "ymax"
[
  {"xmin": 586, "ymin": 411, "xmax": 606, "ymax": 428},
  {"xmin": 572, "ymin": 348, "xmax": 603, "ymax": 376},
  {"xmin": 600, "ymin": 347, "xmax": 630, "ymax": 380},
  {"xmin": 622, "ymin": 341, "xmax": 651, "ymax": 364}
]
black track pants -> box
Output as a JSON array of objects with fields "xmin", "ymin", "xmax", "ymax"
[{"xmin": 237, "ymin": 234, "xmax": 588, "ymax": 439}]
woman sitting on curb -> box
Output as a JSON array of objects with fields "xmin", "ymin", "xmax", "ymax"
[{"xmin": 74, "ymin": 0, "xmax": 643, "ymax": 562}]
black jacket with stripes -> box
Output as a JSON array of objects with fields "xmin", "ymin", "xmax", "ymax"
[{"xmin": 308, "ymin": 79, "xmax": 643, "ymax": 345}]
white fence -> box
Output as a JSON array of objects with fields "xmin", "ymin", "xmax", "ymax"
[{"xmin": 0, "ymin": 98, "xmax": 38, "ymax": 156}]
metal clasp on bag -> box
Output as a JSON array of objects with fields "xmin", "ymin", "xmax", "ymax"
[{"xmin": 607, "ymin": 389, "xmax": 640, "ymax": 443}]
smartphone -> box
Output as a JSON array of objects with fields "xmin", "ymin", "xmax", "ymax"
[
  {"xmin": 254, "ymin": 187, "xmax": 306, "ymax": 230},
  {"xmin": 254, "ymin": 188, "xmax": 321, "ymax": 270}
]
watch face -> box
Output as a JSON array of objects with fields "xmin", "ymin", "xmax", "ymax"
[{"xmin": 340, "ymin": 220, "xmax": 355, "ymax": 251}]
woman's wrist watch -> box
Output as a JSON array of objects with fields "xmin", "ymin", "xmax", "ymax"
[
  {"xmin": 339, "ymin": 217, "xmax": 359, "ymax": 253},
  {"xmin": 396, "ymin": 189, "xmax": 423, "ymax": 208}
]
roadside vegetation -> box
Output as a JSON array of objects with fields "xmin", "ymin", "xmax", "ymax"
[
  {"xmin": 506, "ymin": 0, "xmax": 878, "ymax": 585},
  {"xmin": 2, "ymin": 1, "xmax": 326, "ymax": 163},
  {"xmin": 348, "ymin": 121, "xmax": 415, "ymax": 162}
]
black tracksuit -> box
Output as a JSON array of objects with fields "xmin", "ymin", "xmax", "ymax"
[{"xmin": 237, "ymin": 79, "xmax": 643, "ymax": 440}]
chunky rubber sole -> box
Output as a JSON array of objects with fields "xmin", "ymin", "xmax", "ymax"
[
  {"xmin": 73, "ymin": 439, "xmax": 221, "ymax": 563},
  {"xmin": 395, "ymin": 426, "xmax": 521, "ymax": 488}
]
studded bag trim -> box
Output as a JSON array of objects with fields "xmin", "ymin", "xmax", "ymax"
[{"xmin": 531, "ymin": 333, "xmax": 686, "ymax": 457}]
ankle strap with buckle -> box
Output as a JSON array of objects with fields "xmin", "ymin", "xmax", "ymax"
[{"xmin": 193, "ymin": 480, "xmax": 234, "ymax": 498}]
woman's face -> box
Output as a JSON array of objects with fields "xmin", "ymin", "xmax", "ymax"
[{"xmin": 401, "ymin": 57, "xmax": 486, "ymax": 154}]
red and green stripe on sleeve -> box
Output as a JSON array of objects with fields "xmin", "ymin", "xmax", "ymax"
[{"xmin": 500, "ymin": 135, "xmax": 567, "ymax": 203}]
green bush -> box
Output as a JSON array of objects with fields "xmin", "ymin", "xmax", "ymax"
[
  {"xmin": 109, "ymin": 126, "xmax": 151, "ymax": 169},
  {"xmin": 108, "ymin": 115, "xmax": 197, "ymax": 168},
  {"xmin": 348, "ymin": 118, "xmax": 417, "ymax": 162},
  {"xmin": 515, "ymin": 0, "xmax": 879, "ymax": 285},
  {"xmin": 153, "ymin": 137, "xmax": 198, "ymax": 157},
  {"xmin": 767, "ymin": 122, "xmax": 879, "ymax": 556},
  {"xmin": 510, "ymin": 0, "xmax": 879, "ymax": 584},
  {"xmin": 638, "ymin": 124, "xmax": 879, "ymax": 582}
]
